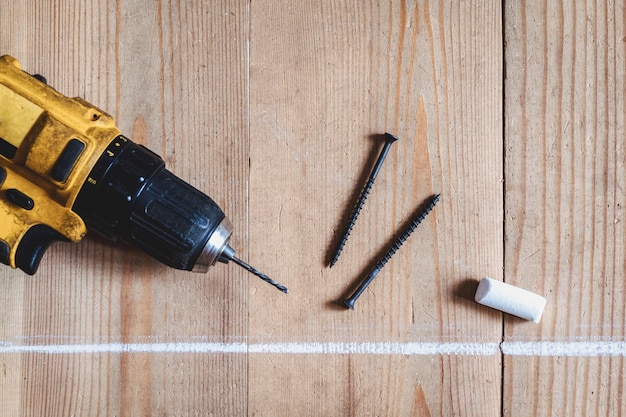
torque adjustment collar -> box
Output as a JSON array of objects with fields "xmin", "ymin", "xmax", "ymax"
[{"xmin": 73, "ymin": 135, "xmax": 228, "ymax": 271}]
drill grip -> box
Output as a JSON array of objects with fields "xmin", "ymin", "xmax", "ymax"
[
  {"xmin": 14, "ymin": 225, "xmax": 68, "ymax": 274},
  {"xmin": 73, "ymin": 136, "xmax": 226, "ymax": 271}
]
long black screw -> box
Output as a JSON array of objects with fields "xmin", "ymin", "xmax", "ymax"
[
  {"xmin": 330, "ymin": 133, "xmax": 399, "ymax": 267},
  {"xmin": 343, "ymin": 194, "xmax": 441, "ymax": 310}
]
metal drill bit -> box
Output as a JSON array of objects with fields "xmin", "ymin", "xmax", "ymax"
[{"xmin": 231, "ymin": 255, "xmax": 289, "ymax": 293}]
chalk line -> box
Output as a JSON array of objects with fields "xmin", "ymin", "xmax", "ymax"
[
  {"xmin": 249, "ymin": 342, "xmax": 499, "ymax": 355},
  {"xmin": 500, "ymin": 341, "xmax": 626, "ymax": 357},
  {"xmin": 0, "ymin": 341, "xmax": 625, "ymax": 356},
  {"xmin": 0, "ymin": 342, "xmax": 497, "ymax": 356}
]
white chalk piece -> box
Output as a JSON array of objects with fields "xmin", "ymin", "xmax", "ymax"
[{"xmin": 474, "ymin": 277, "xmax": 547, "ymax": 323}]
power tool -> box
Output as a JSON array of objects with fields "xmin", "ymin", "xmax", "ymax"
[{"xmin": 0, "ymin": 55, "xmax": 287, "ymax": 293}]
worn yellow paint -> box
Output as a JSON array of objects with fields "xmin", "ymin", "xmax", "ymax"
[{"xmin": 0, "ymin": 55, "xmax": 121, "ymax": 268}]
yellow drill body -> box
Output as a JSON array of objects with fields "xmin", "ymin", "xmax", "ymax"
[
  {"xmin": 0, "ymin": 55, "xmax": 122, "ymax": 268},
  {"xmin": 0, "ymin": 55, "xmax": 287, "ymax": 293}
]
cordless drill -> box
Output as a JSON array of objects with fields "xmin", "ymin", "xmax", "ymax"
[{"xmin": 0, "ymin": 55, "xmax": 287, "ymax": 293}]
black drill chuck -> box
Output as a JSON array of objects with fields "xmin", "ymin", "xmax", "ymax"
[{"xmin": 73, "ymin": 135, "xmax": 230, "ymax": 271}]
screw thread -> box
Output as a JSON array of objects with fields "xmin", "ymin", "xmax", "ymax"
[
  {"xmin": 330, "ymin": 133, "xmax": 398, "ymax": 267},
  {"xmin": 330, "ymin": 177, "xmax": 376, "ymax": 267},
  {"xmin": 376, "ymin": 194, "xmax": 440, "ymax": 270},
  {"xmin": 343, "ymin": 193, "xmax": 441, "ymax": 309}
]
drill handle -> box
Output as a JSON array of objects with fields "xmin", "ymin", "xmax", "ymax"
[
  {"xmin": 0, "ymin": 164, "xmax": 87, "ymax": 274},
  {"xmin": 1, "ymin": 225, "xmax": 68, "ymax": 275}
]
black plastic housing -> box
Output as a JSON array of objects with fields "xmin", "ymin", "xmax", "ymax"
[{"xmin": 73, "ymin": 136, "xmax": 225, "ymax": 271}]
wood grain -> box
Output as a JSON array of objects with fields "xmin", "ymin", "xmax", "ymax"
[
  {"xmin": 1, "ymin": 0, "xmax": 249, "ymax": 415},
  {"xmin": 248, "ymin": 0, "xmax": 502, "ymax": 415},
  {"xmin": 504, "ymin": 1, "xmax": 626, "ymax": 416},
  {"xmin": 6, "ymin": 0, "xmax": 624, "ymax": 414}
]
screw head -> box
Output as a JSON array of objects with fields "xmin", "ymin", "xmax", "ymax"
[{"xmin": 384, "ymin": 132, "xmax": 400, "ymax": 143}]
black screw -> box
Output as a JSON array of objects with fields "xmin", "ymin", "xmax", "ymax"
[
  {"xmin": 330, "ymin": 133, "xmax": 399, "ymax": 267},
  {"xmin": 343, "ymin": 194, "xmax": 441, "ymax": 310}
]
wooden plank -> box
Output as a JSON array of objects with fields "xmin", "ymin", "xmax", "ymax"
[
  {"xmin": 504, "ymin": 1, "xmax": 625, "ymax": 416},
  {"xmin": 248, "ymin": 355, "xmax": 499, "ymax": 416},
  {"xmin": 249, "ymin": 1, "xmax": 503, "ymax": 415},
  {"xmin": 1, "ymin": 0, "xmax": 507, "ymax": 415},
  {"xmin": 0, "ymin": 0, "xmax": 249, "ymax": 415}
]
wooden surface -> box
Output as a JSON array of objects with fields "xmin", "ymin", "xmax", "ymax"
[
  {"xmin": 504, "ymin": 2, "xmax": 626, "ymax": 416},
  {"xmin": 0, "ymin": 1, "xmax": 622, "ymax": 416}
]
